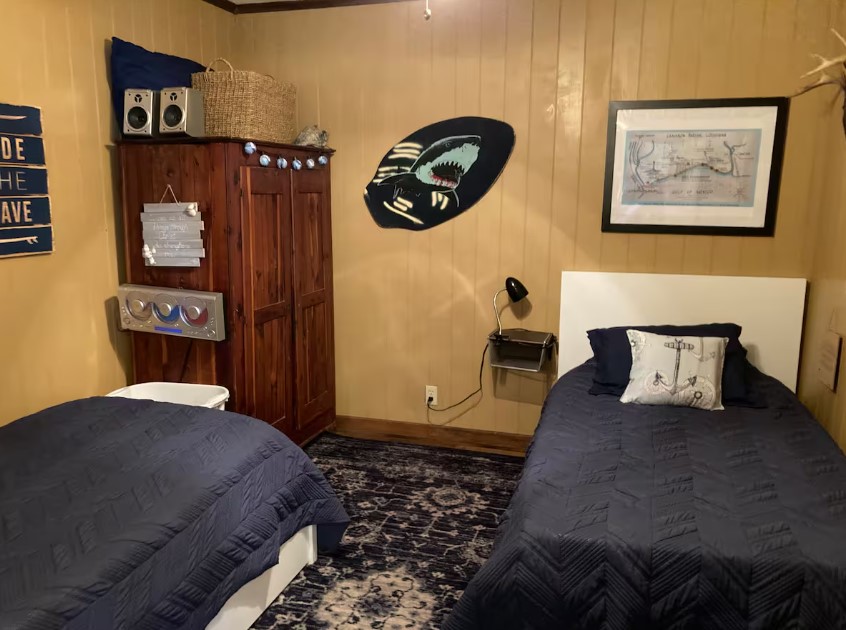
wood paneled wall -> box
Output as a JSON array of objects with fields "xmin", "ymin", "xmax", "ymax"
[
  {"xmin": 798, "ymin": 4, "xmax": 846, "ymax": 450},
  {"xmin": 0, "ymin": 0, "xmax": 234, "ymax": 426},
  {"xmin": 234, "ymin": 0, "xmax": 837, "ymax": 435},
  {"xmin": 3, "ymin": 0, "xmax": 840, "ymax": 440}
]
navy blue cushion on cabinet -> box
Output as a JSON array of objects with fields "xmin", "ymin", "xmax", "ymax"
[
  {"xmin": 586, "ymin": 323, "xmax": 754, "ymax": 405},
  {"xmin": 110, "ymin": 37, "xmax": 205, "ymax": 127}
]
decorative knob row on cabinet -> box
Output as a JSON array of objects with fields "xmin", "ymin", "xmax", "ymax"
[{"xmin": 243, "ymin": 142, "xmax": 329, "ymax": 170}]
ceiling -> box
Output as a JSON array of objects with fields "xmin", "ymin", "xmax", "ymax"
[{"xmin": 204, "ymin": 0, "xmax": 413, "ymax": 12}]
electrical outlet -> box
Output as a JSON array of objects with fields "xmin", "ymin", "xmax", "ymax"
[{"xmin": 425, "ymin": 385, "xmax": 438, "ymax": 406}]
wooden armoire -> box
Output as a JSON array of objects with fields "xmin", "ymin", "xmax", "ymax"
[{"xmin": 118, "ymin": 139, "xmax": 335, "ymax": 444}]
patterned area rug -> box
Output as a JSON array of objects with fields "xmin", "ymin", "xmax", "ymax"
[{"xmin": 251, "ymin": 433, "xmax": 523, "ymax": 629}]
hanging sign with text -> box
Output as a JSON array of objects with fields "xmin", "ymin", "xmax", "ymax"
[{"xmin": 0, "ymin": 103, "xmax": 52, "ymax": 258}]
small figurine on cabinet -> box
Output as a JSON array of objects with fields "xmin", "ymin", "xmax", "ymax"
[{"xmin": 294, "ymin": 125, "xmax": 329, "ymax": 148}]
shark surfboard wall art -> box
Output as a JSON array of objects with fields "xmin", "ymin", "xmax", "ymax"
[{"xmin": 364, "ymin": 117, "xmax": 515, "ymax": 231}]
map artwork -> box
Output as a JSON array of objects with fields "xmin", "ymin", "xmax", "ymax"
[{"xmin": 621, "ymin": 129, "xmax": 762, "ymax": 207}]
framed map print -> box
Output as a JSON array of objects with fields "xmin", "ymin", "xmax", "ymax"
[{"xmin": 602, "ymin": 97, "xmax": 789, "ymax": 236}]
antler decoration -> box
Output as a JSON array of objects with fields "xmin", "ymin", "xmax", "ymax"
[{"xmin": 794, "ymin": 28, "xmax": 846, "ymax": 135}]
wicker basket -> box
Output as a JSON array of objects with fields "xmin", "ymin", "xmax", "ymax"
[{"xmin": 191, "ymin": 58, "xmax": 296, "ymax": 144}]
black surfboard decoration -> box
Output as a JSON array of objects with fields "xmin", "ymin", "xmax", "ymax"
[{"xmin": 364, "ymin": 117, "xmax": 515, "ymax": 231}]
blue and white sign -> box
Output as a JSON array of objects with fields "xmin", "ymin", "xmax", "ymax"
[
  {"xmin": 0, "ymin": 166, "xmax": 49, "ymax": 195},
  {"xmin": 0, "ymin": 104, "xmax": 43, "ymax": 136},
  {"xmin": 0, "ymin": 103, "xmax": 51, "ymax": 258}
]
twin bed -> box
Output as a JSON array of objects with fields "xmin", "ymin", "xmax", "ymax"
[
  {"xmin": 3, "ymin": 272, "xmax": 846, "ymax": 629},
  {"xmin": 0, "ymin": 396, "xmax": 348, "ymax": 630},
  {"xmin": 447, "ymin": 273, "xmax": 846, "ymax": 629}
]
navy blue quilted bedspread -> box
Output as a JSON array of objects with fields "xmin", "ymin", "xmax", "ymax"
[
  {"xmin": 447, "ymin": 362, "xmax": 846, "ymax": 629},
  {"xmin": 0, "ymin": 397, "xmax": 349, "ymax": 630}
]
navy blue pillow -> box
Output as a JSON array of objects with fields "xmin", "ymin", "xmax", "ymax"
[
  {"xmin": 587, "ymin": 323, "xmax": 752, "ymax": 405},
  {"xmin": 110, "ymin": 38, "xmax": 205, "ymax": 129}
]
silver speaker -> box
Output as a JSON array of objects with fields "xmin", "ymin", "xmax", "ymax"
[
  {"xmin": 159, "ymin": 87, "xmax": 205, "ymax": 137},
  {"xmin": 123, "ymin": 89, "xmax": 160, "ymax": 137}
]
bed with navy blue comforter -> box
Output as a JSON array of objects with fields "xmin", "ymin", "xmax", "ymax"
[
  {"xmin": 447, "ymin": 362, "xmax": 846, "ymax": 629},
  {"xmin": 0, "ymin": 397, "xmax": 349, "ymax": 630}
]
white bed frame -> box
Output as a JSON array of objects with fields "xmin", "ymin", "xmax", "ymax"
[
  {"xmin": 206, "ymin": 525, "xmax": 317, "ymax": 630},
  {"xmin": 558, "ymin": 272, "xmax": 808, "ymax": 391}
]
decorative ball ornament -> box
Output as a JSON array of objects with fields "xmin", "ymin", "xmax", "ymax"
[
  {"xmin": 306, "ymin": 158, "xmax": 316, "ymax": 169},
  {"xmin": 318, "ymin": 155, "xmax": 329, "ymax": 166},
  {"xmin": 292, "ymin": 158, "xmax": 303, "ymax": 170},
  {"xmin": 259, "ymin": 154, "xmax": 271, "ymax": 167},
  {"xmin": 244, "ymin": 141, "xmax": 257, "ymax": 155},
  {"xmin": 277, "ymin": 157, "xmax": 288, "ymax": 169}
]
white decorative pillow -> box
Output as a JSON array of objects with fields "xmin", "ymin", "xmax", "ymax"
[{"xmin": 620, "ymin": 330, "xmax": 728, "ymax": 411}]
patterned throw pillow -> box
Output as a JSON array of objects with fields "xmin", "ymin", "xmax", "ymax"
[{"xmin": 620, "ymin": 330, "xmax": 728, "ymax": 411}]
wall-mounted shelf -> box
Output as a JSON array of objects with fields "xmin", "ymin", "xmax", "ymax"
[{"xmin": 488, "ymin": 329, "xmax": 556, "ymax": 373}]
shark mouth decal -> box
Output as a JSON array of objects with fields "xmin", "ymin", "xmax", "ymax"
[
  {"xmin": 378, "ymin": 135, "xmax": 481, "ymax": 204},
  {"xmin": 365, "ymin": 118, "xmax": 514, "ymax": 231}
]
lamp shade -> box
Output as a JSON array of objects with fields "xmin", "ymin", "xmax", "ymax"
[{"xmin": 505, "ymin": 277, "xmax": 528, "ymax": 302}]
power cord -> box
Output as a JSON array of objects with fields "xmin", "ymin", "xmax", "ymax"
[
  {"xmin": 178, "ymin": 339, "xmax": 195, "ymax": 382},
  {"xmin": 426, "ymin": 343, "xmax": 488, "ymax": 425}
]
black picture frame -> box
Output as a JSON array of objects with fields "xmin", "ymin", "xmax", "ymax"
[{"xmin": 601, "ymin": 97, "xmax": 790, "ymax": 237}]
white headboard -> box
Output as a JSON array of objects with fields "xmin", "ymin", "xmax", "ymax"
[{"xmin": 558, "ymin": 272, "xmax": 808, "ymax": 391}]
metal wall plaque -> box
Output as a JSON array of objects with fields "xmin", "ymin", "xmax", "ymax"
[
  {"xmin": 117, "ymin": 283, "xmax": 225, "ymax": 341},
  {"xmin": 0, "ymin": 103, "xmax": 52, "ymax": 258}
]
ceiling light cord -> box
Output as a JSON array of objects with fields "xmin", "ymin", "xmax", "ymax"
[{"xmin": 424, "ymin": 0, "xmax": 432, "ymax": 20}]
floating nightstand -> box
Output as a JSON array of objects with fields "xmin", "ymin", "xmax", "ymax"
[
  {"xmin": 488, "ymin": 329, "xmax": 556, "ymax": 373},
  {"xmin": 489, "ymin": 276, "xmax": 556, "ymax": 372}
]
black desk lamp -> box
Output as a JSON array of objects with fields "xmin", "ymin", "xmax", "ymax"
[{"xmin": 493, "ymin": 276, "xmax": 528, "ymax": 338}]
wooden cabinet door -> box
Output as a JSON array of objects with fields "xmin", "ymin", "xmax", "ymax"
[
  {"xmin": 239, "ymin": 167, "xmax": 294, "ymax": 433},
  {"xmin": 291, "ymin": 169, "xmax": 335, "ymax": 440}
]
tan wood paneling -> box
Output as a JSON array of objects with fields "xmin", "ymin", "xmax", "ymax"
[
  {"xmin": 627, "ymin": 0, "xmax": 674, "ymax": 272},
  {"xmin": 233, "ymin": 0, "xmax": 835, "ymax": 435},
  {"xmin": 3, "ymin": 0, "xmax": 837, "ymax": 438},
  {"xmin": 798, "ymin": 1, "xmax": 846, "ymax": 450},
  {"xmin": 0, "ymin": 0, "xmax": 235, "ymax": 426}
]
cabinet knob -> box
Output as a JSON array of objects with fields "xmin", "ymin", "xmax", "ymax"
[
  {"xmin": 318, "ymin": 155, "xmax": 329, "ymax": 166},
  {"xmin": 292, "ymin": 158, "xmax": 302, "ymax": 170},
  {"xmin": 277, "ymin": 157, "xmax": 288, "ymax": 169},
  {"xmin": 244, "ymin": 141, "xmax": 257, "ymax": 155},
  {"xmin": 306, "ymin": 158, "xmax": 315, "ymax": 169},
  {"xmin": 259, "ymin": 154, "xmax": 271, "ymax": 167}
]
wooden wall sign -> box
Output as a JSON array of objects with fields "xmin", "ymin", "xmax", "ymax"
[
  {"xmin": 141, "ymin": 201, "xmax": 204, "ymax": 267},
  {"xmin": 0, "ymin": 103, "xmax": 52, "ymax": 258},
  {"xmin": 818, "ymin": 330, "xmax": 843, "ymax": 392}
]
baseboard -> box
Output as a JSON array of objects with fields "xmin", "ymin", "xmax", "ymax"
[{"xmin": 332, "ymin": 416, "xmax": 531, "ymax": 457}]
